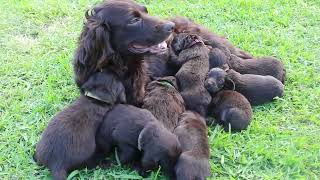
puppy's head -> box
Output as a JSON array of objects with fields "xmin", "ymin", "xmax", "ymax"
[
  {"xmin": 146, "ymin": 76, "xmax": 179, "ymax": 93},
  {"xmin": 138, "ymin": 122, "xmax": 181, "ymax": 177},
  {"xmin": 81, "ymin": 70, "xmax": 126, "ymax": 104},
  {"xmin": 171, "ymin": 33, "xmax": 204, "ymax": 55},
  {"xmin": 205, "ymin": 68, "xmax": 235, "ymax": 94},
  {"xmin": 178, "ymin": 111, "xmax": 206, "ymax": 126}
]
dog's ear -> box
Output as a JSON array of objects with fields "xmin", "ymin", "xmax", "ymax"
[
  {"xmin": 75, "ymin": 11, "xmax": 114, "ymax": 70},
  {"xmin": 224, "ymin": 76, "xmax": 235, "ymax": 91}
]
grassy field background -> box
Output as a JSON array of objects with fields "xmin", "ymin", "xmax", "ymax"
[{"xmin": 0, "ymin": 0, "xmax": 319, "ymax": 179}]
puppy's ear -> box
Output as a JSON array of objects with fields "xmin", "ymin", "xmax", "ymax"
[{"xmin": 224, "ymin": 76, "xmax": 235, "ymax": 91}]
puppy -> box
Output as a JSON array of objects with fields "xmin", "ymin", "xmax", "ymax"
[
  {"xmin": 142, "ymin": 76, "xmax": 185, "ymax": 131},
  {"xmin": 206, "ymin": 89, "xmax": 252, "ymax": 132},
  {"xmin": 170, "ymin": 16, "xmax": 253, "ymax": 60},
  {"xmin": 144, "ymin": 51, "xmax": 179, "ymax": 81},
  {"xmin": 34, "ymin": 70, "xmax": 126, "ymax": 180},
  {"xmin": 228, "ymin": 54, "xmax": 286, "ymax": 84},
  {"xmin": 174, "ymin": 111, "xmax": 211, "ymax": 180},
  {"xmin": 172, "ymin": 33, "xmax": 212, "ymax": 116},
  {"xmin": 96, "ymin": 104, "xmax": 181, "ymax": 178},
  {"xmin": 205, "ymin": 68, "xmax": 284, "ymax": 105}
]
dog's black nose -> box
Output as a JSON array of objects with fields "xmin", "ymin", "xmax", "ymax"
[{"xmin": 163, "ymin": 22, "xmax": 175, "ymax": 32}]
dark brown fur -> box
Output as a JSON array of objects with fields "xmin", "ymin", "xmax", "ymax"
[
  {"xmin": 228, "ymin": 54, "xmax": 286, "ymax": 84},
  {"xmin": 174, "ymin": 111, "xmax": 211, "ymax": 180},
  {"xmin": 170, "ymin": 16, "xmax": 253, "ymax": 60},
  {"xmin": 207, "ymin": 90, "xmax": 252, "ymax": 132},
  {"xmin": 73, "ymin": 0, "xmax": 175, "ymax": 106},
  {"xmin": 34, "ymin": 70, "xmax": 126, "ymax": 180},
  {"xmin": 144, "ymin": 51, "xmax": 179, "ymax": 81},
  {"xmin": 172, "ymin": 33, "xmax": 212, "ymax": 116},
  {"xmin": 206, "ymin": 68, "xmax": 284, "ymax": 105},
  {"xmin": 142, "ymin": 76, "xmax": 185, "ymax": 131},
  {"xmin": 96, "ymin": 104, "xmax": 181, "ymax": 178}
]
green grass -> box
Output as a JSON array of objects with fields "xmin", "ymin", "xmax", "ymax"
[{"xmin": 0, "ymin": 0, "xmax": 319, "ymax": 179}]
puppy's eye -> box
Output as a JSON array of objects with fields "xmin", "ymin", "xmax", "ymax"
[
  {"xmin": 218, "ymin": 79, "xmax": 224, "ymax": 84},
  {"xmin": 129, "ymin": 17, "xmax": 141, "ymax": 24}
]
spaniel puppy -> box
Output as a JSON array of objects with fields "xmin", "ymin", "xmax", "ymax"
[
  {"xmin": 170, "ymin": 16, "xmax": 253, "ymax": 60},
  {"xmin": 171, "ymin": 33, "xmax": 211, "ymax": 116},
  {"xmin": 228, "ymin": 54, "xmax": 286, "ymax": 84},
  {"xmin": 144, "ymin": 51, "xmax": 179, "ymax": 81},
  {"xmin": 34, "ymin": 70, "xmax": 126, "ymax": 180},
  {"xmin": 206, "ymin": 89, "xmax": 252, "ymax": 132},
  {"xmin": 142, "ymin": 76, "xmax": 185, "ymax": 131},
  {"xmin": 174, "ymin": 111, "xmax": 211, "ymax": 180},
  {"xmin": 73, "ymin": 0, "xmax": 175, "ymax": 106},
  {"xmin": 205, "ymin": 68, "xmax": 284, "ymax": 105},
  {"xmin": 96, "ymin": 104, "xmax": 181, "ymax": 178}
]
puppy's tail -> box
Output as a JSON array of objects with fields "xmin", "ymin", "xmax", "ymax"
[{"xmin": 220, "ymin": 108, "xmax": 250, "ymax": 132}]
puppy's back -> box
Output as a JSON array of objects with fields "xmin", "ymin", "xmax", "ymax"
[
  {"xmin": 35, "ymin": 97, "xmax": 100, "ymax": 168},
  {"xmin": 98, "ymin": 104, "xmax": 157, "ymax": 146}
]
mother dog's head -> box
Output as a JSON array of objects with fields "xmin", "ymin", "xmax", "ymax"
[{"xmin": 73, "ymin": 0, "xmax": 175, "ymax": 87}]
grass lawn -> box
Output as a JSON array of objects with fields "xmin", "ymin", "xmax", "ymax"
[{"xmin": 1, "ymin": 0, "xmax": 319, "ymax": 179}]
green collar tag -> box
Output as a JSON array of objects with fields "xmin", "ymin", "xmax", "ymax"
[
  {"xmin": 84, "ymin": 91, "xmax": 111, "ymax": 104},
  {"xmin": 158, "ymin": 80, "xmax": 175, "ymax": 89}
]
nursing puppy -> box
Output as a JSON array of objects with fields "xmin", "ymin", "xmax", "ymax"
[
  {"xmin": 172, "ymin": 33, "xmax": 211, "ymax": 116},
  {"xmin": 143, "ymin": 76, "xmax": 185, "ymax": 131},
  {"xmin": 170, "ymin": 16, "xmax": 253, "ymax": 59},
  {"xmin": 34, "ymin": 70, "xmax": 126, "ymax": 180},
  {"xmin": 206, "ymin": 90, "xmax": 252, "ymax": 132},
  {"xmin": 228, "ymin": 54, "xmax": 286, "ymax": 84},
  {"xmin": 174, "ymin": 111, "xmax": 211, "ymax": 180},
  {"xmin": 96, "ymin": 104, "xmax": 181, "ymax": 178},
  {"xmin": 206, "ymin": 68, "xmax": 284, "ymax": 105},
  {"xmin": 144, "ymin": 51, "xmax": 179, "ymax": 81}
]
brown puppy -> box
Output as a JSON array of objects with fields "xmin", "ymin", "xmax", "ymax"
[
  {"xmin": 34, "ymin": 70, "xmax": 126, "ymax": 180},
  {"xmin": 73, "ymin": 0, "xmax": 175, "ymax": 106},
  {"xmin": 144, "ymin": 51, "xmax": 179, "ymax": 81},
  {"xmin": 205, "ymin": 68, "xmax": 284, "ymax": 105},
  {"xmin": 206, "ymin": 89, "xmax": 252, "ymax": 132},
  {"xmin": 170, "ymin": 16, "xmax": 253, "ymax": 59},
  {"xmin": 228, "ymin": 54, "xmax": 286, "ymax": 83},
  {"xmin": 142, "ymin": 76, "xmax": 185, "ymax": 131},
  {"xmin": 174, "ymin": 111, "xmax": 211, "ymax": 180},
  {"xmin": 172, "ymin": 33, "xmax": 212, "ymax": 116},
  {"xmin": 96, "ymin": 104, "xmax": 181, "ymax": 178}
]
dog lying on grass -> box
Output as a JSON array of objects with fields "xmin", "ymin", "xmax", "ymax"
[
  {"xmin": 228, "ymin": 54, "xmax": 286, "ymax": 84},
  {"xmin": 142, "ymin": 76, "xmax": 185, "ymax": 131},
  {"xmin": 174, "ymin": 111, "xmax": 211, "ymax": 180},
  {"xmin": 96, "ymin": 104, "xmax": 182, "ymax": 178},
  {"xmin": 34, "ymin": 70, "xmax": 126, "ymax": 180},
  {"xmin": 172, "ymin": 33, "xmax": 211, "ymax": 116},
  {"xmin": 206, "ymin": 68, "xmax": 284, "ymax": 105}
]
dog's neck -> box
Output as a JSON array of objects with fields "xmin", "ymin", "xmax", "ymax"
[{"xmin": 110, "ymin": 55, "xmax": 144, "ymax": 77}]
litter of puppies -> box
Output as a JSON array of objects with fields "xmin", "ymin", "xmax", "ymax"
[{"xmin": 34, "ymin": 1, "xmax": 285, "ymax": 179}]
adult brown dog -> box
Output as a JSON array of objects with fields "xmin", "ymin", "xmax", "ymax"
[{"xmin": 73, "ymin": 0, "xmax": 175, "ymax": 106}]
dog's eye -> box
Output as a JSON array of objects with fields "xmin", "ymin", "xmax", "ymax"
[{"xmin": 129, "ymin": 17, "xmax": 141, "ymax": 24}]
